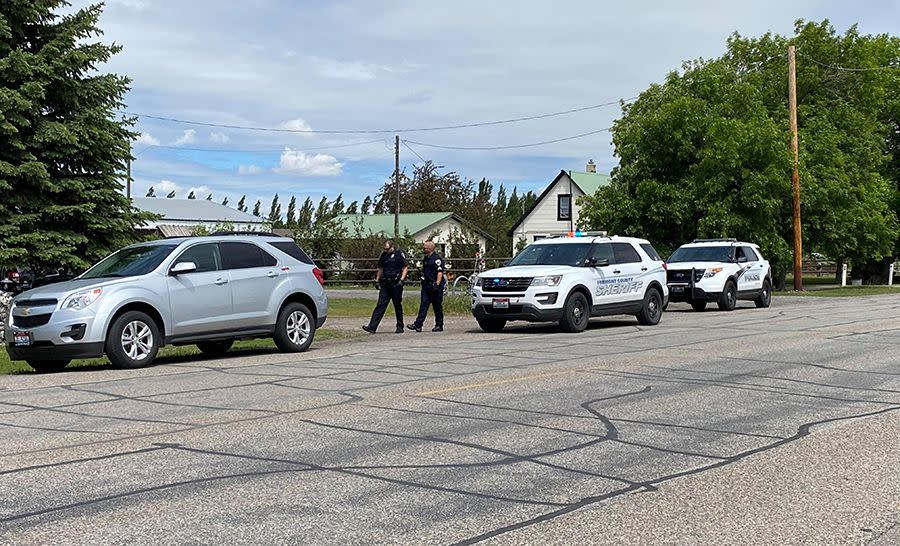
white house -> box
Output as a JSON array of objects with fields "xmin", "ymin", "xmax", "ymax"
[
  {"xmin": 133, "ymin": 197, "xmax": 266, "ymax": 236},
  {"xmin": 334, "ymin": 212, "xmax": 493, "ymax": 258},
  {"xmin": 508, "ymin": 161, "xmax": 611, "ymax": 254}
]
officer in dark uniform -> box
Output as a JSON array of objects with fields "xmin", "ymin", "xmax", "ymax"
[
  {"xmin": 408, "ymin": 240, "xmax": 445, "ymax": 332},
  {"xmin": 363, "ymin": 239, "xmax": 408, "ymax": 334}
]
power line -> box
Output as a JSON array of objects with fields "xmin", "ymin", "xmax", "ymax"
[
  {"xmin": 797, "ymin": 52, "xmax": 899, "ymax": 72},
  {"xmin": 404, "ymin": 127, "xmax": 612, "ymax": 151},
  {"xmin": 401, "ymin": 140, "xmax": 428, "ymax": 164},
  {"xmin": 133, "ymin": 138, "xmax": 386, "ymax": 155},
  {"xmin": 117, "ymin": 97, "xmax": 634, "ymax": 134}
]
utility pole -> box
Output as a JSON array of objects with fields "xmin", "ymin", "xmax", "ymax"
[
  {"xmin": 394, "ymin": 135, "xmax": 400, "ymax": 239},
  {"xmin": 788, "ymin": 44, "xmax": 803, "ymax": 291}
]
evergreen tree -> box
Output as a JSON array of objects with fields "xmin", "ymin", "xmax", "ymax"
[
  {"xmin": 206, "ymin": 193, "xmax": 212, "ymax": 201},
  {"xmin": 187, "ymin": 191, "xmax": 196, "ymax": 200},
  {"xmin": 237, "ymin": 195, "xmax": 247, "ymax": 212},
  {"xmin": 166, "ymin": 191, "xmax": 176, "ymax": 199},
  {"xmin": 507, "ymin": 188, "xmax": 521, "ymax": 222},
  {"xmin": 315, "ymin": 196, "xmax": 329, "ymax": 222},
  {"xmin": 221, "ymin": 196, "xmax": 229, "ymax": 206},
  {"xmin": 146, "ymin": 186, "xmax": 155, "ymax": 198},
  {"xmin": 361, "ymin": 196, "xmax": 373, "ymax": 215},
  {"xmin": 495, "ymin": 184, "xmax": 507, "ymax": 215},
  {"xmin": 298, "ymin": 197, "xmax": 314, "ymax": 229},
  {"xmin": 286, "ymin": 196, "xmax": 297, "ymax": 227},
  {"xmin": 252, "ymin": 200, "xmax": 261, "ymax": 217},
  {"xmin": 268, "ymin": 194, "xmax": 282, "ymax": 227},
  {"xmin": 330, "ymin": 193, "xmax": 345, "ymax": 217},
  {"xmin": 0, "ymin": 1, "xmax": 153, "ymax": 270},
  {"xmin": 345, "ymin": 201, "xmax": 359, "ymax": 215}
]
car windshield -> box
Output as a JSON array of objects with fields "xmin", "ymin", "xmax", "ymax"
[
  {"xmin": 507, "ymin": 243, "xmax": 592, "ymax": 267},
  {"xmin": 668, "ymin": 246, "xmax": 733, "ymax": 263},
  {"xmin": 81, "ymin": 244, "xmax": 179, "ymax": 279}
]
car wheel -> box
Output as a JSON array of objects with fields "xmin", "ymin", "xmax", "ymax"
[
  {"xmin": 274, "ymin": 302, "xmax": 315, "ymax": 353},
  {"xmin": 26, "ymin": 360, "xmax": 71, "ymax": 373},
  {"xmin": 476, "ymin": 317, "xmax": 507, "ymax": 333},
  {"xmin": 106, "ymin": 311, "xmax": 161, "ymax": 369},
  {"xmin": 559, "ymin": 291, "xmax": 590, "ymax": 333},
  {"xmin": 636, "ymin": 287, "xmax": 663, "ymax": 326},
  {"xmin": 691, "ymin": 301, "xmax": 708, "ymax": 312},
  {"xmin": 754, "ymin": 279, "xmax": 772, "ymax": 308},
  {"xmin": 717, "ymin": 280, "xmax": 737, "ymax": 311},
  {"xmin": 196, "ymin": 339, "xmax": 234, "ymax": 357}
]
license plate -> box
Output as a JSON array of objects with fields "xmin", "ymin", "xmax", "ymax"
[
  {"xmin": 492, "ymin": 298, "xmax": 510, "ymax": 309},
  {"xmin": 671, "ymin": 286, "xmax": 685, "ymax": 293},
  {"xmin": 13, "ymin": 331, "xmax": 33, "ymax": 347}
]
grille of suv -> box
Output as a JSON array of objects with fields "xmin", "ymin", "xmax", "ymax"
[
  {"xmin": 667, "ymin": 269, "xmax": 704, "ymax": 283},
  {"xmin": 13, "ymin": 314, "xmax": 53, "ymax": 328},
  {"xmin": 15, "ymin": 299, "xmax": 58, "ymax": 307},
  {"xmin": 481, "ymin": 277, "xmax": 534, "ymax": 292}
]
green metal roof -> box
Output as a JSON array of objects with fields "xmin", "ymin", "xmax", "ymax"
[
  {"xmin": 566, "ymin": 170, "xmax": 612, "ymax": 196},
  {"xmin": 334, "ymin": 213, "xmax": 455, "ymax": 237}
]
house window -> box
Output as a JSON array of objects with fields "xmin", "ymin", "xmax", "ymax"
[{"xmin": 558, "ymin": 194, "xmax": 572, "ymax": 221}]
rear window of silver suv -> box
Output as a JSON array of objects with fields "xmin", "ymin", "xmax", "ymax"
[{"xmin": 267, "ymin": 241, "xmax": 315, "ymax": 265}]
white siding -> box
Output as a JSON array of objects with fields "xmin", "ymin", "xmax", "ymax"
[
  {"xmin": 413, "ymin": 218, "xmax": 488, "ymax": 258},
  {"xmin": 511, "ymin": 174, "xmax": 586, "ymax": 254}
]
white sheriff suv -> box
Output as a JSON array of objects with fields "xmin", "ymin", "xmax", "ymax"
[
  {"xmin": 471, "ymin": 233, "xmax": 668, "ymax": 332},
  {"xmin": 666, "ymin": 238, "xmax": 772, "ymax": 311}
]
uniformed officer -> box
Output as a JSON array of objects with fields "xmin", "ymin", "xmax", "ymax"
[
  {"xmin": 407, "ymin": 240, "xmax": 445, "ymax": 332},
  {"xmin": 362, "ymin": 239, "xmax": 408, "ymax": 334}
]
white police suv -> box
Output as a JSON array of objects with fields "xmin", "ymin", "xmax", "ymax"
[
  {"xmin": 471, "ymin": 233, "xmax": 668, "ymax": 332},
  {"xmin": 666, "ymin": 239, "xmax": 772, "ymax": 311}
]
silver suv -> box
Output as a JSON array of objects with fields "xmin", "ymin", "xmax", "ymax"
[{"xmin": 5, "ymin": 234, "xmax": 328, "ymax": 372}]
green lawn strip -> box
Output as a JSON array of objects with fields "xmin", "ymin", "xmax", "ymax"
[
  {"xmin": 0, "ymin": 328, "xmax": 363, "ymax": 375},
  {"xmin": 776, "ymin": 286, "xmax": 900, "ymax": 297},
  {"xmin": 327, "ymin": 294, "xmax": 472, "ymax": 318}
]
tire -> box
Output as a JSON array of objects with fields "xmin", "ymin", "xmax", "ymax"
[
  {"xmin": 691, "ymin": 301, "xmax": 708, "ymax": 312},
  {"xmin": 559, "ymin": 291, "xmax": 590, "ymax": 333},
  {"xmin": 636, "ymin": 287, "xmax": 663, "ymax": 326},
  {"xmin": 26, "ymin": 360, "xmax": 70, "ymax": 373},
  {"xmin": 105, "ymin": 311, "xmax": 161, "ymax": 369},
  {"xmin": 196, "ymin": 339, "xmax": 234, "ymax": 357},
  {"xmin": 274, "ymin": 302, "xmax": 315, "ymax": 353},
  {"xmin": 754, "ymin": 279, "xmax": 772, "ymax": 308},
  {"xmin": 476, "ymin": 317, "xmax": 507, "ymax": 333},
  {"xmin": 717, "ymin": 280, "xmax": 737, "ymax": 311}
]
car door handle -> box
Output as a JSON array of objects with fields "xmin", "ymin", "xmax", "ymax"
[
  {"xmin": 214, "ymin": 278, "xmax": 228, "ymax": 286},
  {"xmin": 613, "ymin": 269, "xmax": 621, "ymax": 274},
  {"xmin": 641, "ymin": 267, "xmax": 648, "ymax": 271},
  {"xmin": 267, "ymin": 271, "xmax": 279, "ymax": 278}
]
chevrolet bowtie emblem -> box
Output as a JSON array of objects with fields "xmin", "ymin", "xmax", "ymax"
[{"xmin": 21, "ymin": 308, "xmax": 31, "ymax": 316}]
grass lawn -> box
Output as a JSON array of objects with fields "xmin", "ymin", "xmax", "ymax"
[
  {"xmin": 327, "ymin": 294, "xmax": 472, "ymax": 317},
  {"xmin": 777, "ymin": 286, "xmax": 900, "ymax": 297},
  {"xmin": 0, "ymin": 328, "xmax": 363, "ymax": 375}
]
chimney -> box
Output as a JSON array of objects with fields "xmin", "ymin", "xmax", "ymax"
[{"xmin": 586, "ymin": 159, "xmax": 596, "ymax": 173}]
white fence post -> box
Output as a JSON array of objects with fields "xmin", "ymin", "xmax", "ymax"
[
  {"xmin": 889, "ymin": 262, "xmax": 895, "ymax": 286},
  {"xmin": 841, "ymin": 263, "xmax": 848, "ymax": 287}
]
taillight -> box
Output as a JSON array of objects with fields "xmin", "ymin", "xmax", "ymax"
[{"xmin": 312, "ymin": 267, "xmax": 325, "ymax": 286}]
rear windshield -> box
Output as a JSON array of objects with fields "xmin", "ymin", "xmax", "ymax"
[
  {"xmin": 268, "ymin": 241, "xmax": 314, "ymax": 264},
  {"xmin": 508, "ymin": 243, "xmax": 592, "ymax": 267},
  {"xmin": 640, "ymin": 243, "xmax": 662, "ymax": 261},
  {"xmin": 668, "ymin": 246, "xmax": 732, "ymax": 263}
]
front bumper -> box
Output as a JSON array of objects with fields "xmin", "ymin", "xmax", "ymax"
[
  {"xmin": 471, "ymin": 287, "xmax": 565, "ymax": 323},
  {"xmin": 472, "ymin": 303, "xmax": 565, "ymax": 322},
  {"xmin": 6, "ymin": 341, "xmax": 105, "ymax": 361},
  {"xmin": 667, "ymin": 284, "xmax": 717, "ymax": 302},
  {"xmin": 316, "ymin": 316, "xmax": 327, "ymax": 328}
]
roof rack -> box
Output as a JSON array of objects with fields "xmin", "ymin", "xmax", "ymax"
[
  {"xmin": 692, "ymin": 238, "xmax": 737, "ymax": 243},
  {"xmin": 208, "ymin": 231, "xmax": 282, "ymax": 237}
]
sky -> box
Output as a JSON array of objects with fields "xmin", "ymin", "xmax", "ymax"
[{"xmin": 68, "ymin": 0, "xmax": 899, "ymax": 210}]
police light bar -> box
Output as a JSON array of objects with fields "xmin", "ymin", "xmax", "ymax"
[{"xmin": 550, "ymin": 230, "xmax": 608, "ymax": 238}]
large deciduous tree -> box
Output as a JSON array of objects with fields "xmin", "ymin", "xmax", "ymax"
[
  {"xmin": 0, "ymin": 1, "xmax": 151, "ymax": 271},
  {"xmin": 579, "ymin": 20, "xmax": 900, "ymax": 282}
]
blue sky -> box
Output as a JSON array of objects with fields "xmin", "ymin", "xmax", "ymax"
[{"xmin": 72, "ymin": 0, "xmax": 899, "ymax": 210}]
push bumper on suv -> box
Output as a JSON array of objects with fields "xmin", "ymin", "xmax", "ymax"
[
  {"xmin": 666, "ymin": 268, "xmax": 721, "ymax": 303},
  {"xmin": 472, "ymin": 303, "xmax": 565, "ymax": 322}
]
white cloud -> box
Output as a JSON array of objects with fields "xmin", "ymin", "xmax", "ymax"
[
  {"xmin": 275, "ymin": 148, "xmax": 343, "ymax": 177},
  {"xmin": 278, "ymin": 118, "xmax": 315, "ymax": 136},
  {"xmin": 156, "ymin": 180, "xmax": 181, "ymax": 195},
  {"xmin": 238, "ymin": 164, "xmax": 263, "ymax": 175},
  {"xmin": 134, "ymin": 132, "xmax": 160, "ymax": 146},
  {"xmin": 210, "ymin": 131, "xmax": 230, "ymax": 143},
  {"xmin": 173, "ymin": 129, "xmax": 197, "ymax": 146}
]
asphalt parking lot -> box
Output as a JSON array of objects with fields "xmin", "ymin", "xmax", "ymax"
[{"xmin": 1, "ymin": 296, "xmax": 899, "ymax": 545}]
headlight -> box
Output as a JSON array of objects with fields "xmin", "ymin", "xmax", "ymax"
[
  {"xmin": 64, "ymin": 288, "xmax": 103, "ymax": 310},
  {"xmin": 703, "ymin": 267, "xmax": 723, "ymax": 278},
  {"xmin": 475, "ymin": 276, "xmax": 483, "ymax": 287},
  {"xmin": 531, "ymin": 275, "xmax": 562, "ymax": 287}
]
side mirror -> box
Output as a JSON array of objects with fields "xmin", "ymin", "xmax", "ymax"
[{"xmin": 170, "ymin": 261, "xmax": 197, "ymax": 275}]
